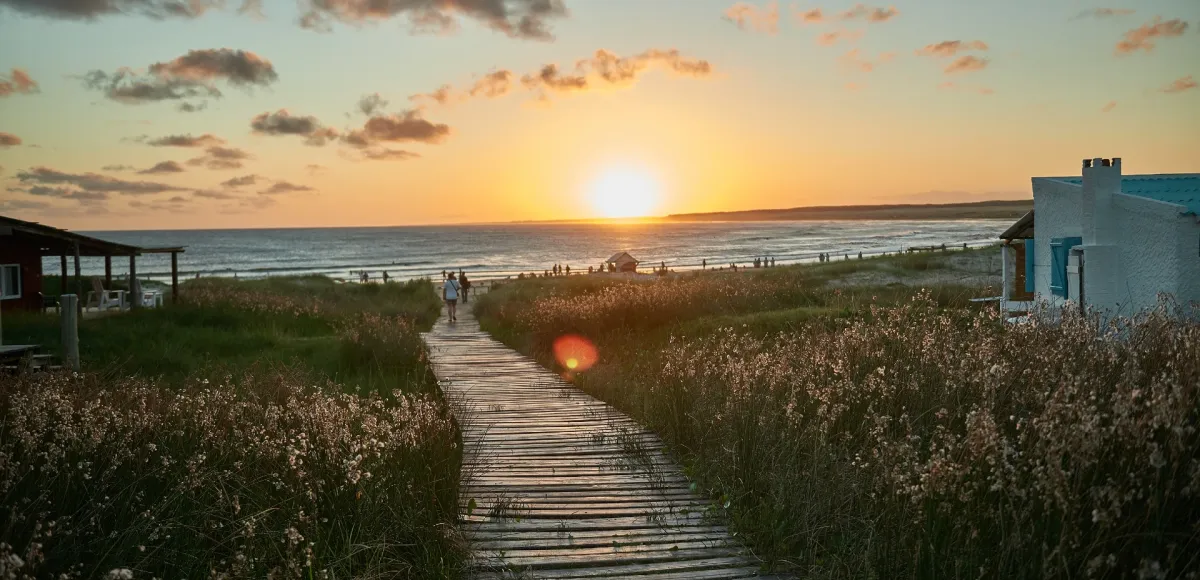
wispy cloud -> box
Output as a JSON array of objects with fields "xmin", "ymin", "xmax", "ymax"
[
  {"xmin": 943, "ymin": 55, "xmax": 989, "ymax": 74},
  {"xmin": 138, "ymin": 160, "xmax": 185, "ymax": 174},
  {"xmin": 357, "ymin": 93, "xmax": 389, "ymax": 116},
  {"xmin": 724, "ymin": 1, "xmax": 780, "ymax": 34},
  {"xmin": 81, "ymin": 48, "xmax": 277, "ymax": 105},
  {"xmin": 178, "ymin": 101, "xmax": 207, "ymax": 113},
  {"xmin": 361, "ymin": 148, "xmax": 421, "ymax": 162},
  {"xmin": 0, "ymin": 68, "xmax": 38, "ymax": 97},
  {"xmin": 816, "ymin": 29, "xmax": 863, "ymax": 46},
  {"xmin": 915, "ymin": 40, "xmax": 989, "ymax": 57},
  {"xmin": 220, "ymin": 174, "xmax": 261, "ymax": 189},
  {"xmin": 342, "ymin": 111, "xmax": 451, "ymax": 148},
  {"xmin": 838, "ymin": 49, "xmax": 895, "ymax": 72},
  {"xmin": 938, "ymin": 81, "xmax": 995, "ymax": 95},
  {"xmin": 14, "ymin": 166, "xmax": 190, "ymax": 198},
  {"xmin": 142, "ymin": 133, "xmax": 225, "ymax": 148},
  {"xmin": 0, "ymin": 0, "xmax": 235, "ymax": 19},
  {"xmin": 792, "ymin": 6, "xmax": 823, "ymax": 24},
  {"xmin": 260, "ymin": 181, "xmax": 314, "ymax": 195},
  {"xmin": 1115, "ymin": 17, "xmax": 1188, "ymax": 55},
  {"xmin": 1101, "ymin": 100, "xmax": 1118, "ymax": 112},
  {"xmin": 187, "ymin": 146, "xmax": 251, "ymax": 170},
  {"xmin": 1160, "ymin": 75, "xmax": 1197, "ymax": 94},
  {"xmin": 1073, "ymin": 8, "xmax": 1135, "ymax": 20},
  {"xmin": 0, "ymin": 132, "xmax": 21, "ymax": 147},
  {"xmin": 101, "ymin": 164, "xmax": 135, "ymax": 172},
  {"xmin": 297, "ymin": 0, "xmax": 568, "ymax": 41},
  {"xmin": 838, "ymin": 3, "xmax": 899, "ymax": 22},
  {"xmin": 250, "ymin": 110, "xmax": 339, "ymax": 146}
]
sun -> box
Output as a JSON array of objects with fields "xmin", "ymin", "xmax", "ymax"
[{"xmin": 588, "ymin": 168, "xmax": 660, "ymax": 219}]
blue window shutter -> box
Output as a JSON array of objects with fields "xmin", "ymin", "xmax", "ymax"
[
  {"xmin": 1024, "ymin": 239, "xmax": 1035, "ymax": 293},
  {"xmin": 1050, "ymin": 238, "xmax": 1066, "ymax": 297}
]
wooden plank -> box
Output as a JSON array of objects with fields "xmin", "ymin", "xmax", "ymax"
[{"xmin": 423, "ymin": 308, "xmax": 781, "ymax": 579}]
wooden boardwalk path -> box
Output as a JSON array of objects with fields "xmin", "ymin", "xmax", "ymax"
[{"xmin": 423, "ymin": 307, "xmax": 779, "ymax": 579}]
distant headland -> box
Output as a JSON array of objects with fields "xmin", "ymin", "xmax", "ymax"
[{"xmin": 662, "ymin": 199, "xmax": 1032, "ymax": 222}]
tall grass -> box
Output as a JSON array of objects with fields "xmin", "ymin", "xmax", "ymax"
[
  {"xmin": 0, "ymin": 277, "xmax": 463, "ymax": 578},
  {"xmin": 475, "ymin": 267, "xmax": 1200, "ymax": 578}
]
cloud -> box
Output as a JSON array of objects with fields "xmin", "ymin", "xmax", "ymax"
[
  {"xmin": 129, "ymin": 197, "xmax": 191, "ymax": 212},
  {"xmin": 816, "ymin": 29, "xmax": 863, "ymax": 46},
  {"xmin": 102, "ymin": 164, "xmax": 135, "ymax": 171},
  {"xmin": 305, "ymin": 164, "xmax": 326, "ymax": 175},
  {"xmin": 220, "ymin": 174, "xmax": 261, "ymax": 188},
  {"xmin": 0, "ymin": 68, "xmax": 38, "ymax": 97},
  {"xmin": 838, "ymin": 3, "xmax": 899, "ymax": 22},
  {"xmin": 0, "ymin": 0, "xmax": 232, "ymax": 19},
  {"xmin": 358, "ymin": 93, "xmax": 389, "ymax": 116},
  {"xmin": 250, "ymin": 109, "xmax": 340, "ymax": 146},
  {"xmin": 838, "ymin": 49, "xmax": 894, "ymax": 72},
  {"xmin": 1115, "ymin": 17, "xmax": 1188, "ymax": 55},
  {"xmin": 0, "ymin": 132, "xmax": 21, "ymax": 147},
  {"xmin": 521, "ymin": 49, "xmax": 713, "ymax": 98},
  {"xmin": 1074, "ymin": 8, "xmax": 1134, "ymax": 19},
  {"xmin": 143, "ymin": 133, "xmax": 226, "ymax": 147},
  {"xmin": 938, "ymin": 81, "xmax": 994, "ymax": 95},
  {"xmin": 296, "ymin": 0, "xmax": 568, "ymax": 41},
  {"xmin": 260, "ymin": 181, "xmax": 314, "ymax": 195},
  {"xmin": 792, "ymin": 6, "xmax": 822, "ymax": 24},
  {"xmin": 0, "ymin": 198, "xmax": 51, "ymax": 212},
  {"xmin": 944, "ymin": 55, "xmax": 989, "ymax": 74},
  {"xmin": 15, "ymin": 166, "xmax": 189, "ymax": 198},
  {"xmin": 1161, "ymin": 75, "xmax": 1197, "ymax": 94},
  {"xmin": 342, "ymin": 110, "xmax": 451, "ymax": 147},
  {"xmin": 193, "ymin": 188, "xmax": 238, "ymax": 199},
  {"xmin": 362, "ymin": 148, "xmax": 420, "ymax": 161},
  {"xmin": 724, "ymin": 1, "xmax": 779, "ymax": 34},
  {"xmin": 138, "ymin": 160, "xmax": 186, "ymax": 174},
  {"xmin": 82, "ymin": 48, "xmax": 277, "ymax": 104},
  {"xmin": 915, "ymin": 40, "xmax": 989, "ymax": 57},
  {"xmin": 8, "ymin": 185, "xmax": 110, "ymax": 202},
  {"xmin": 1101, "ymin": 101, "xmax": 1118, "ymax": 112},
  {"xmin": 187, "ymin": 146, "xmax": 251, "ymax": 170},
  {"xmin": 178, "ymin": 101, "xmax": 207, "ymax": 113}
]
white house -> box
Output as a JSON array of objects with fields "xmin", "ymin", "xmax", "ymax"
[{"xmin": 1000, "ymin": 158, "xmax": 1200, "ymax": 317}]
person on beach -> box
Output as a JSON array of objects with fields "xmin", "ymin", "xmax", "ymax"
[
  {"xmin": 565, "ymin": 265, "xmax": 571, "ymax": 276},
  {"xmin": 460, "ymin": 272, "xmax": 471, "ymax": 304},
  {"xmin": 702, "ymin": 259, "xmax": 707, "ymax": 270},
  {"xmin": 382, "ymin": 271, "xmax": 389, "ymax": 283},
  {"xmin": 442, "ymin": 272, "xmax": 461, "ymax": 323}
]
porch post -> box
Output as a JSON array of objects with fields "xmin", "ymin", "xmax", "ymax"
[
  {"xmin": 73, "ymin": 242, "xmax": 82, "ymax": 316},
  {"xmin": 129, "ymin": 254, "xmax": 139, "ymax": 310},
  {"xmin": 105, "ymin": 255, "xmax": 112, "ymax": 287},
  {"xmin": 59, "ymin": 254, "xmax": 67, "ymax": 295},
  {"xmin": 170, "ymin": 251, "xmax": 179, "ymax": 303}
]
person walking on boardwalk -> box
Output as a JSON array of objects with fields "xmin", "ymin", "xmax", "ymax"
[
  {"xmin": 442, "ymin": 271, "xmax": 461, "ymax": 323},
  {"xmin": 460, "ymin": 272, "xmax": 472, "ymax": 304}
]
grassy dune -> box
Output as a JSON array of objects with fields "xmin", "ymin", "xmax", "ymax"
[
  {"xmin": 474, "ymin": 251, "xmax": 1200, "ymax": 578},
  {"xmin": 0, "ymin": 277, "xmax": 465, "ymax": 579}
]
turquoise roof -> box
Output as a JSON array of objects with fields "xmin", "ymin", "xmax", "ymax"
[{"xmin": 1054, "ymin": 174, "xmax": 1200, "ymax": 215}]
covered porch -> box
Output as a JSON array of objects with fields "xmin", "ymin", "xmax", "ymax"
[
  {"xmin": 0, "ymin": 215, "xmax": 185, "ymax": 313},
  {"xmin": 999, "ymin": 210, "xmax": 1035, "ymax": 316}
]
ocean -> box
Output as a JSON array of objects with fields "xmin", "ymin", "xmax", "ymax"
[{"xmin": 51, "ymin": 220, "xmax": 1013, "ymax": 283}]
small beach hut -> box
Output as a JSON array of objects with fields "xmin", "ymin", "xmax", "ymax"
[{"xmin": 605, "ymin": 252, "xmax": 640, "ymax": 273}]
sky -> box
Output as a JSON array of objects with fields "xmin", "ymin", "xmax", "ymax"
[{"xmin": 0, "ymin": 0, "xmax": 1197, "ymax": 230}]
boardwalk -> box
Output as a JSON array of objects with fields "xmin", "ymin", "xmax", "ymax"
[{"xmin": 423, "ymin": 307, "xmax": 778, "ymax": 579}]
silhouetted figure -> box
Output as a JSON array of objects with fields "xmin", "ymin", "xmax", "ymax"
[
  {"xmin": 702, "ymin": 259, "xmax": 707, "ymax": 270},
  {"xmin": 858, "ymin": 252, "xmax": 863, "ymax": 260},
  {"xmin": 460, "ymin": 272, "xmax": 471, "ymax": 303},
  {"xmin": 382, "ymin": 271, "xmax": 389, "ymax": 283},
  {"xmin": 770, "ymin": 257, "xmax": 775, "ymax": 267},
  {"xmin": 565, "ymin": 265, "xmax": 570, "ymax": 276}
]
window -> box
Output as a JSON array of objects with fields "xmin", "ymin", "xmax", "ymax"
[
  {"xmin": 1, "ymin": 264, "xmax": 21, "ymax": 300},
  {"xmin": 1049, "ymin": 237, "xmax": 1082, "ymax": 298}
]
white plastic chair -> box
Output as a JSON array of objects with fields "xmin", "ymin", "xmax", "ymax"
[{"xmin": 85, "ymin": 278, "xmax": 126, "ymax": 311}]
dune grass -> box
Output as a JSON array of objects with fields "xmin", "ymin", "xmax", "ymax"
[
  {"xmin": 0, "ymin": 276, "xmax": 465, "ymax": 579},
  {"xmin": 474, "ymin": 255, "xmax": 1200, "ymax": 578}
]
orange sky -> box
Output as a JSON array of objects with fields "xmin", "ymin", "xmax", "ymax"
[{"xmin": 0, "ymin": 0, "xmax": 1197, "ymax": 230}]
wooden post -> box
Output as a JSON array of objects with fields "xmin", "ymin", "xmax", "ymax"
[
  {"xmin": 61, "ymin": 294, "xmax": 79, "ymax": 371},
  {"xmin": 105, "ymin": 255, "xmax": 112, "ymax": 287},
  {"xmin": 129, "ymin": 255, "xmax": 139, "ymax": 310},
  {"xmin": 73, "ymin": 242, "xmax": 82, "ymax": 316},
  {"xmin": 59, "ymin": 254, "xmax": 67, "ymax": 296},
  {"xmin": 170, "ymin": 251, "xmax": 179, "ymax": 303}
]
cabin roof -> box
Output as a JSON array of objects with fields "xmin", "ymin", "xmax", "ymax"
[
  {"xmin": 0, "ymin": 214, "xmax": 184, "ymax": 257},
  {"xmin": 999, "ymin": 210, "xmax": 1034, "ymax": 240},
  {"xmin": 605, "ymin": 252, "xmax": 638, "ymax": 264}
]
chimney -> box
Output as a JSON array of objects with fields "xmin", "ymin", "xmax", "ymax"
[{"xmin": 1081, "ymin": 157, "xmax": 1122, "ymax": 245}]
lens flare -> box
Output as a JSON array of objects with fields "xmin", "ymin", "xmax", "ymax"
[{"xmin": 553, "ymin": 334, "xmax": 598, "ymax": 373}]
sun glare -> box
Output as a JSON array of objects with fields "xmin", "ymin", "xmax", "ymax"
[{"xmin": 588, "ymin": 168, "xmax": 660, "ymax": 219}]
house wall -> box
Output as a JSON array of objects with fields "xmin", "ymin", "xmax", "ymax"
[
  {"xmin": 0, "ymin": 239, "xmax": 45, "ymax": 312},
  {"xmin": 1111, "ymin": 193, "xmax": 1188, "ymax": 314},
  {"xmin": 1174, "ymin": 216, "xmax": 1200, "ymax": 308},
  {"xmin": 1031, "ymin": 178, "xmax": 1083, "ymax": 309}
]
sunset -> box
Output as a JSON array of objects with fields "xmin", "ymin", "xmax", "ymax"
[
  {"xmin": 0, "ymin": 0, "xmax": 1195, "ymax": 229},
  {"xmin": 2, "ymin": 2, "xmax": 1199, "ymax": 579}
]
